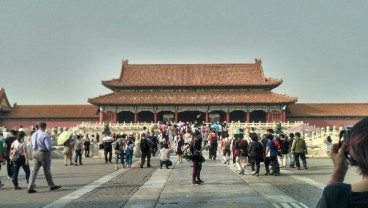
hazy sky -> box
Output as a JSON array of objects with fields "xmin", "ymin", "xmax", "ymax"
[{"xmin": 1, "ymin": 1, "xmax": 367, "ymax": 105}]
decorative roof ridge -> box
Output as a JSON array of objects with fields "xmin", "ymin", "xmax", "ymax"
[
  {"xmin": 0, "ymin": 88, "xmax": 13, "ymax": 111},
  {"xmin": 270, "ymin": 91, "xmax": 298, "ymax": 101}
]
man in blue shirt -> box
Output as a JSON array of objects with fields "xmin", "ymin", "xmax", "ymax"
[
  {"xmin": 27, "ymin": 122, "xmax": 61, "ymax": 193},
  {"xmin": 265, "ymin": 134, "xmax": 280, "ymax": 176}
]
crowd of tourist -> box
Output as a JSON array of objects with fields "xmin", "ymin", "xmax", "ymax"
[{"xmin": 4, "ymin": 118, "xmax": 368, "ymax": 207}]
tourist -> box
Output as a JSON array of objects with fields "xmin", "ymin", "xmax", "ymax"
[
  {"xmin": 221, "ymin": 133, "xmax": 231, "ymax": 165},
  {"xmin": 316, "ymin": 118, "xmax": 368, "ymax": 207},
  {"xmin": 279, "ymin": 134, "xmax": 289, "ymax": 169},
  {"xmin": 265, "ymin": 134, "xmax": 279, "ymax": 176},
  {"xmin": 176, "ymin": 134, "xmax": 185, "ymax": 163},
  {"xmin": 27, "ymin": 122, "xmax": 61, "ymax": 193},
  {"xmin": 190, "ymin": 130, "xmax": 204, "ymax": 185},
  {"xmin": 0, "ymin": 133, "xmax": 5, "ymax": 187},
  {"xmin": 11, "ymin": 131, "xmax": 30, "ymax": 190},
  {"xmin": 102, "ymin": 132, "xmax": 114, "ymax": 163},
  {"xmin": 74, "ymin": 135, "xmax": 83, "ymax": 166},
  {"xmin": 83, "ymin": 134, "xmax": 90, "ymax": 157},
  {"xmin": 160, "ymin": 144, "xmax": 174, "ymax": 169},
  {"xmin": 325, "ymin": 136, "xmax": 332, "ymax": 158},
  {"xmin": 208, "ymin": 129, "xmax": 218, "ymax": 160},
  {"xmin": 248, "ymin": 133, "xmax": 264, "ymax": 176},
  {"xmin": 291, "ymin": 132, "xmax": 308, "ymax": 170},
  {"xmin": 140, "ymin": 133, "xmax": 151, "ymax": 168},
  {"xmin": 4, "ymin": 130, "xmax": 17, "ymax": 180},
  {"xmin": 148, "ymin": 132, "xmax": 158, "ymax": 157},
  {"xmin": 235, "ymin": 133, "xmax": 248, "ymax": 175},
  {"xmin": 231, "ymin": 133, "xmax": 239, "ymax": 166},
  {"xmin": 63, "ymin": 135, "xmax": 74, "ymax": 166},
  {"xmin": 287, "ymin": 133, "xmax": 295, "ymax": 168},
  {"xmin": 125, "ymin": 135, "xmax": 135, "ymax": 168},
  {"xmin": 114, "ymin": 135, "xmax": 126, "ymax": 169}
]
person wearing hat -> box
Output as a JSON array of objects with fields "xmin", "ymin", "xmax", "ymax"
[{"xmin": 190, "ymin": 130, "xmax": 204, "ymax": 185}]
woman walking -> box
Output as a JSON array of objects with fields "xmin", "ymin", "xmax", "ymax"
[
  {"xmin": 248, "ymin": 134, "xmax": 263, "ymax": 176},
  {"xmin": 176, "ymin": 134, "xmax": 185, "ymax": 163},
  {"xmin": 11, "ymin": 131, "xmax": 30, "ymax": 190}
]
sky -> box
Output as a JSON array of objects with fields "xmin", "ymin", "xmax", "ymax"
[{"xmin": 1, "ymin": 1, "xmax": 367, "ymax": 105}]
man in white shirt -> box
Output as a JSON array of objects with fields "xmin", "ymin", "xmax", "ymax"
[{"xmin": 160, "ymin": 144, "xmax": 174, "ymax": 169}]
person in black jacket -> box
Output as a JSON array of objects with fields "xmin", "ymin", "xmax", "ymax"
[
  {"xmin": 140, "ymin": 134, "xmax": 151, "ymax": 168},
  {"xmin": 279, "ymin": 134, "xmax": 289, "ymax": 169},
  {"xmin": 190, "ymin": 130, "xmax": 204, "ymax": 185},
  {"xmin": 248, "ymin": 133, "xmax": 264, "ymax": 176}
]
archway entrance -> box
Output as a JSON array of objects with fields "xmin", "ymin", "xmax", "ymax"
[
  {"xmin": 138, "ymin": 111, "xmax": 154, "ymax": 123},
  {"xmin": 230, "ymin": 110, "xmax": 246, "ymax": 122},
  {"xmin": 209, "ymin": 111, "xmax": 226, "ymax": 123},
  {"xmin": 250, "ymin": 110, "xmax": 266, "ymax": 123},
  {"xmin": 117, "ymin": 111, "xmax": 134, "ymax": 123},
  {"xmin": 157, "ymin": 111, "xmax": 174, "ymax": 123},
  {"xmin": 178, "ymin": 111, "xmax": 203, "ymax": 123}
]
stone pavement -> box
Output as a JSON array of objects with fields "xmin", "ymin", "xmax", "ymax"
[{"xmin": 1, "ymin": 153, "xmax": 361, "ymax": 208}]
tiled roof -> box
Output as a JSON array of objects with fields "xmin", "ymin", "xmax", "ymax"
[
  {"xmin": 0, "ymin": 88, "xmax": 12, "ymax": 111},
  {"xmin": 102, "ymin": 60, "xmax": 282, "ymax": 88},
  {"xmin": 89, "ymin": 91, "xmax": 297, "ymax": 105},
  {"xmin": 1, "ymin": 105, "xmax": 99, "ymax": 119},
  {"xmin": 287, "ymin": 103, "xmax": 368, "ymax": 117}
]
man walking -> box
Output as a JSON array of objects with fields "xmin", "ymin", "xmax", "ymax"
[
  {"xmin": 27, "ymin": 122, "xmax": 61, "ymax": 193},
  {"xmin": 190, "ymin": 130, "xmax": 204, "ymax": 185},
  {"xmin": 291, "ymin": 132, "xmax": 308, "ymax": 170},
  {"xmin": 103, "ymin": 132, "xmax": 114, "ymax": 163},
  {"xmin": 140, "ymin": 134, "xmax": 152, "ymax": 168}
]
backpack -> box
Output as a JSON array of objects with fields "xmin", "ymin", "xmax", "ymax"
[
  {"xmin": 113, "ymin": 140, "xmax": 120, "ymax": 150},
  {"xmin": 10, "ymin": 142, "xmax": 21, "ymax": 162},
  {"xmin": 224, "ymin": 140, "xmax": 231, "ymax": 149}
]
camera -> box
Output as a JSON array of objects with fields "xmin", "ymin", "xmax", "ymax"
[{"xmin": 342, "ymin": 126, "xmax": 353, "ymax": 144}]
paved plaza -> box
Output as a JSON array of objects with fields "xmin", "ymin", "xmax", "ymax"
[{"xmin": 0, "ymin": 154, "xmax": 361, "ymax": 208}]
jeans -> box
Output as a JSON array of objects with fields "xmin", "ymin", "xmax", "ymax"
[
  {"xmin": 75, "ymin": 149, "xmax": 82, "ymax": 164},
  {"xmin": 104, "ymin": 147, "xmax": 112, "ymax": 163},
  {"xmin": 84, "ymin": 147, "xmax": 90, "ymax": 157},
  {"xmin": 294, "ymin": 153, "xmax": 307, "ymax": 168},
  {"xmin": 140, "ymin": 151, "xmax": 151, "ymax": 167},
  {"xmin": 12, "ymin": 155, "xmax": 30, "ymax": 186},
  {"xmin": 126, "ymin": 153, "xmax": 133, "ymax": 165},
  {"xmin": 160, "ymin": 160, "xmax": 172, "ymax": 168},
  {"xmin": 192, "ymin": 160, "xmax": 202, "ymax": 182},
  {"xmin": 115, "ymin": 152, "xmax": 125, "ymax": 165}
]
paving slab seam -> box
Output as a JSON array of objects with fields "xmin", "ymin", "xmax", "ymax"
[
  {"xmin": 123, "ymin": 160, "xmax": 177, "ymax": 208},
  {"xmin": 223, "ymin": 158, "xmax": 309, "ymax": 208},
  {"xmin": 42, "ymin": 160, "xmax": 141, "ymax": 208}
]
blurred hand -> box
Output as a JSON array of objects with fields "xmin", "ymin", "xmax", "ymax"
[{"xmin": 329, "ymin": 142, "xmax": 349, "ymax": 182}]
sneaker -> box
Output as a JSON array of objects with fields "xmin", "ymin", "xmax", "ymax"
[
  {"xmin": 13, "ymin": 186, "xmax": 22, "ymax": 190},
  {"xmin": 197, "ymin": 180, "xmax": 204, "ymax": 183},
  {"xmin": 192, "ymin": 181, "xmax": 200, "ymax": 185},
  {"xmin": 70, "ymin": 163, "xmax": 74, "ymax": 165},
  {"xmin": 304, "ymin": 165, "xmax": 308, "ymax": 169},
  {"xmin": 297, "ymin": 167, "xmax": 301, "ymax": 170},
  {"xmin": 251, "ymin": 171, "xmax": 257, "ymax": 176},
  {"xmin": 50, "ymin": 185, "xmax": 61, "ymax": 191},
  {"xmin": 27, "ymin": 189, "xmax": 37, "ymax": 193}
]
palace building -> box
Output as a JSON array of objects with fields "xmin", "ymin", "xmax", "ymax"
[
  {"xmin": 1, "ymin": 59, "xmax": 367, "ymax": 130},
  {"xmin": 88, "ymin": 59, "xmax": 297, "ymax": 124}
]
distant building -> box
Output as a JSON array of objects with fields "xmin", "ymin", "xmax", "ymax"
[
  {"xmin": 88, "ymin": 59, "xmax": 297, "ymax": 123},
  {"xmin": 1, "ymin": 59, "xmax": 366, "ymax": 129}
]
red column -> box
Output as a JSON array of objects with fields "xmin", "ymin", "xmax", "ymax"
[
  {"xmin": 175, "ymin": 112, "xmax": 178, "ymax": 123},
  {"xmin": 205, "ymin": 111, "xmax": 209, "ymax": 123},
  {"xmin": 226, "ymin": 111, "xmax": 230, "ymax": 123},
  {"xmin": 266, "ymin": 111, "xmax": 270, "ymax": 123},
  {"xmin": 134, "ymin": 112, "xmax": 138, "ymax": 123},
  {"xmin": 282, "ymin": 111, "xmax": 286, "ymax": 122},
  {"xmin": 112, "ymin": 112, "xmax": 117, "ymax": 123},
  {"xmin": 99, "ymin": 112, "xmax": 105, "ymax": 123},
  {"xmin": 154, "ymin": 112, "xmax": 157, "ymax": 123},
  {"xmin": 246, "ymin": 111, "xmax": 250, "ymax": 123}
]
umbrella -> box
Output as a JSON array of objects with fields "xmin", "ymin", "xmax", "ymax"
[
  {"xmin": 57, "ymin": 131, "xmax": 73, "ymax": 145},
  {"xmin": 288, "ymin": 124, "xmax": 321, "ymax": 133}
]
